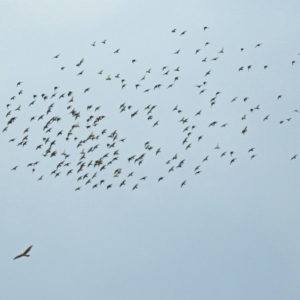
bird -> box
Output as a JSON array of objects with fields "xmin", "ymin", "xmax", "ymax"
[
  {"xmin": 221, "ymin": 152, "xmax": 226, "ymax": 158},
  {"xmin": 230, "ymin": 158, "xmax": 237, "ymax": 164},
  {"xmin": 14, "ymin": 245, "xmax": 33, "ymax": 260}
]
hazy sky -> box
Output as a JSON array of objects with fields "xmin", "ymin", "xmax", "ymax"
[{"xmin": 1, "ymin": 1, "xmax": 300, "ymax": 299}]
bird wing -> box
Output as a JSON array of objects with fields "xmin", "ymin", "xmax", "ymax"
[
  {"xmin": 23, "ymin": 245, "xmax": 33, "ymax": 255},
  {"xmin": 13, "ymin": 254, "xmax": 23, "ymax": 260}
]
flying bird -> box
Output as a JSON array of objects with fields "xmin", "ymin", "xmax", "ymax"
[{"xmin": 14, "ymin": 245, "xmax": 33, "ymax": 260}]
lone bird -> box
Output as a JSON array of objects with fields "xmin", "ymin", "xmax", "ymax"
[{"xmin": 14, "ymin": 245, "xmax": 33, "ymax": 260}]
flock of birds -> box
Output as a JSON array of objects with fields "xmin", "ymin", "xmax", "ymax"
[{"xmin": 3, "ymin": 26, "xmax": 300, "ymax": 201}]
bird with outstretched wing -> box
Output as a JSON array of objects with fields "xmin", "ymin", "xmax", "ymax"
[{"xmin": 13, "ymin": 245, "xmax": 33, "ymax": 260}]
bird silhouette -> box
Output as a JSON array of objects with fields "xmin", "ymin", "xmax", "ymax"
[{"xmin": 14, "ymin": 245, "xmax": 33, "ymax": 260}]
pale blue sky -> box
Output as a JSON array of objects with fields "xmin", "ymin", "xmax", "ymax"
[{"xmin": 1, "ymin": 1, "xmax": 300, "ymax": 299}]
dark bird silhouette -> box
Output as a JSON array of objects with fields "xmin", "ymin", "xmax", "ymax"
[
  {"xmin": 14, "ymin": 245, "xmax": 33, "ymax": 260},
  {"xmin": 221, "ymin": 152, "xmax": 226, "ymax": 158},
  {"xmin": 230, "ymin": 158, "xmax": 237, "ymax": 164}
]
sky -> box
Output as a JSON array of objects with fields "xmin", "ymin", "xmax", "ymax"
[{"xmin": 1, "ymin": 1, "xmax": 300, "ymax": 299}]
